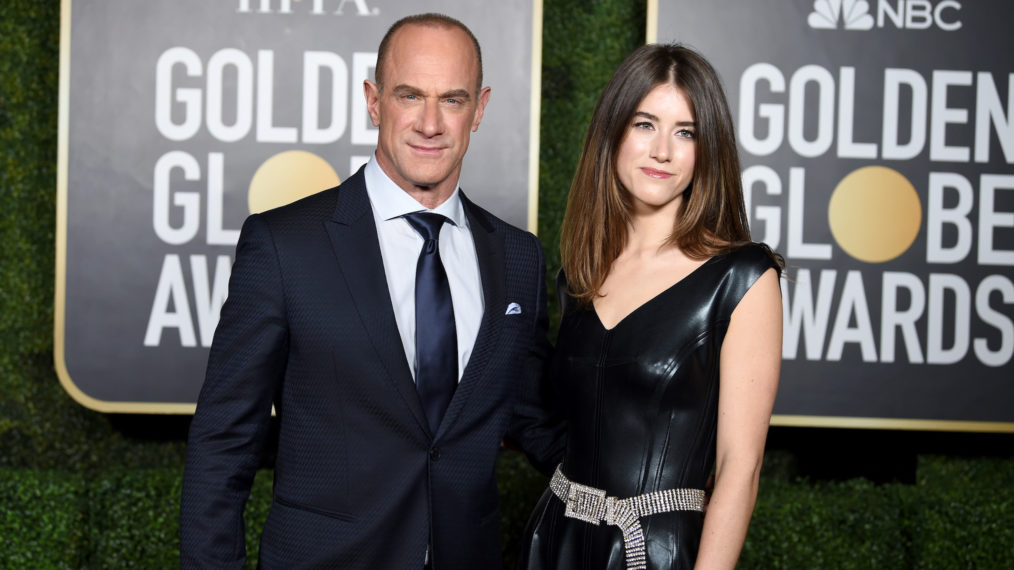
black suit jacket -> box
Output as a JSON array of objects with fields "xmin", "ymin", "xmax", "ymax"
[{"xmin": 180, "ymin": 167, "xmax": 562, "ymax": 569}]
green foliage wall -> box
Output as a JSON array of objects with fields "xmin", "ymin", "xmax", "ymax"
[
  {"xmin": 4, "ymin": 457, "xmax": 1013, "ymax": 568},
  {"xmin": 2, "ymin": 0, "xmax": 1012, "ymax": 568}
]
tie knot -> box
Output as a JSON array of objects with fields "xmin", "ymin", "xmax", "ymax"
[{"xmin": 404, "ymin": 212, "xmax": 448, "ymax": 241}]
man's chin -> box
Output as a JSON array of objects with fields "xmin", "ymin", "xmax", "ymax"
[
  {"xmin": 404, "ymin": 171, "xmax": 453, "ymax": 190},
  {"xmin": 406, "ymin": 181, "xmax": 438, "ymax": 191}
]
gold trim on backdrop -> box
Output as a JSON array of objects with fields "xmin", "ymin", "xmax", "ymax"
[
  {"xmin": 54, "ymin": 0, "xmax": 73, "ymax": 408},
  {"xmin": 646, "ymin": 0, "xmax": 659, "ymax": 43},
  {"xmin": 772, "ymin": 414, "xmax": 1014, "ymax": 433},
  {"xmin": 527, "ymin": 0, "xmax": 544, "ymax": 235},
  {"xmin": 55, "ymin": 0, "xmax": 198, "ymax": 414}
]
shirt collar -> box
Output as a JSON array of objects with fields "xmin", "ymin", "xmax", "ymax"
[{"xmin": 364, "ymin": 154, "xmax": 467, "ymax": 227}]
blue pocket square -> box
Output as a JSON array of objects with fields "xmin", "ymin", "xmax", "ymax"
[{"xmin": 505, "ymin": 302, "xmax": 522, "ymax": 315}]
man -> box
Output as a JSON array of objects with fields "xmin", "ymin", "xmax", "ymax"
[{"xmin": 180, "ymin": 13, "xmax": 561, "ymax": 569}]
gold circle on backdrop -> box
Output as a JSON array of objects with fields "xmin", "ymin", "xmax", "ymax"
[
  {"xmin": 248, "ymin": 150, "xmax": 341, "ymax": 214},
  {"xmin": 828, "ymin": 166, "xmax": 922, "ymax": 263}
]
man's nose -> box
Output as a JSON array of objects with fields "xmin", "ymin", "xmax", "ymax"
[{"xmin": 417, "ymin": 100, "xmax": 443, "ymax": 137}]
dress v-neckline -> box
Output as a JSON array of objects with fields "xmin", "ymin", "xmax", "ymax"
[{"xmin": 591, "ymin": 255, "xmax": 716, "ymax": 332}]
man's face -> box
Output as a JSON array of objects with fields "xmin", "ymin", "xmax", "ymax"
[{"xmin": 365, "ymin": 24, "xmax": 491, "ymax": 206}]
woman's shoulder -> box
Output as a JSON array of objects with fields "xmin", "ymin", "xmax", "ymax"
[
  {"xmin": 721, "ymin": 242, "xmax": 782, "ymax": 278},
  {"xmin": 703, "ymin": 242, "xmax": 782, "ymax": 316}
]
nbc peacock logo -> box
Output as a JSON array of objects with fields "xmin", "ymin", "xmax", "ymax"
[
  {"xmin": 808, "ymin": 0, "xmax": 876, "ymax": 30},
  {"xmin": 807, "ymin": 0, "xmax": 963, "ymax": 31}
]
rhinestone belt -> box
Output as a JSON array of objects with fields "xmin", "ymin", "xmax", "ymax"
[{"xmin": 549, "ymin": 464, "xmax": 705, "ymax": 570}]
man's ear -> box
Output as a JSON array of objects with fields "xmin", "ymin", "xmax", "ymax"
[
  {"xmin": 471, "ymin": 86, "xmax": 492, "ymax": 132},
  {"xmin": 364, "ymin": 80, "xmax": 381, "ymax": 127}
]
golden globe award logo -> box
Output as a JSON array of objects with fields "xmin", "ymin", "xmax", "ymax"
[
  {"xmin": 142, "ymin": 43, "xmax": 377, "ymax": 348},
  {"xmin": 248, "ymin": 150, "xmax": 341, "ymax": 213},
  {"xmin": 738, "ymin": 61, "xmax": 1013, "ymax": 369},
  {"xmin": 651, "ymin": 0, "xmax": 1013, "ymax": 428},
  {"xmin": 827, "ymin": 166, "xmax": 921, "ymax": 264},
  {"xmin": 58, "ymin": 0, "xmax": 541, "ymax": 410}
]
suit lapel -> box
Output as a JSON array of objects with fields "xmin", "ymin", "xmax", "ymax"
[
  {"xmin": 436, "ymin": 192, "xmax": 507, "ymax": 437},
  {"xmin": 324, "ymin": 170, "xmax": 430, "ymax": 435}
]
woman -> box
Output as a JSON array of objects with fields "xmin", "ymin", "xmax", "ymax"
[{"xmin": 519, "ymin": 44, "xmax": 783, "ymax": 569}]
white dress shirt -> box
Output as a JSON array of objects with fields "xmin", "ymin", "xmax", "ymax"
[{"xmin": 363, "ymin": 156, "xmax": 484, "ymax": 382}]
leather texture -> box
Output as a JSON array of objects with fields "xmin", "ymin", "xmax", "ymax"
[
  {"xmin": 180, "ymin": 166, "xmax": 564, "ymax": 569},
  {"xmin": 518, "ymin": 243, "xmax": 778, "ymax": 570}
]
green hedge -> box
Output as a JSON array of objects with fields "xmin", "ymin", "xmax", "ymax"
[
  {"xmin": 743, "ymin": 477, "xmax": 911, "ymax": 568},
  {"xmin": 0, "ymin": 470, "xmax": 87, "ymax": 567},
  {"xmin": 912, "ymin": 456, "xmax": 1014, "ymax": 568},
  {"xmin": 4, "ymin": 456, "xmax": 1013, "ymax": 568}
]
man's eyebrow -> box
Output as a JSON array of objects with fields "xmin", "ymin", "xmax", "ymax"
[
  {"xmin": 391, "ymin": 84, "xmax": 422, "ymax": 95},
  {"xmin": 633, "ymin": 110, "xmax": 696, "ymax": 127},
  {"xmin": 440, "ymin": 89, "xmax": 472, "ymax": 101},
  {"xmin": 388, "ymin": 85, "xmax": 472, "ymax": 101}
]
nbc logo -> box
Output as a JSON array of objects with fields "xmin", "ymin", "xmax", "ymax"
[
  {"xmin": 808, "ymin": 0, "xmax": 875, "ymax": 30},
  {"xmin": 807, "ymin": 0, "xmax": 962, "ymax": 31}
]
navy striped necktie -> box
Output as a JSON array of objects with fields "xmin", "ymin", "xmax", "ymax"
[{"xmin": 403, "ymin": 212, "xmax": 458, "ymax": 433}]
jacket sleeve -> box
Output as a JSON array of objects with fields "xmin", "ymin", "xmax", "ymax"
[
  {"xmin": 179, "ymin": 214, "xmax": 289, "ymax": 568},
  {"xmin": 505, "ymin": 234, "xmax": 566, "ymax": 476}
]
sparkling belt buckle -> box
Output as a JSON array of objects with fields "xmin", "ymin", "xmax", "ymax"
[{"xmin": 564, "ymin": 481, "xmax": 614, "ymax": 525}]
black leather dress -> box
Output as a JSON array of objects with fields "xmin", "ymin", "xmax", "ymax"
[{"xmin": 518, "ymin": 243, "xmax": 778, "ymax": 570}]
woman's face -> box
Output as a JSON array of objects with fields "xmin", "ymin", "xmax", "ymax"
[{"xmin": 615, "ymin": 83, "xmax": 697, "ymax": 215}]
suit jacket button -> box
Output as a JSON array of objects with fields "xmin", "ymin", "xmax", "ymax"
[{"xmin": 430, "ymin": 447, "xmax": 441, "ymax": 461}]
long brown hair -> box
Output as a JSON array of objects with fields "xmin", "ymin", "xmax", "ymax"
[{"xmin": 561, "ymin": 43, "xmax": 752, "ymax": 305}]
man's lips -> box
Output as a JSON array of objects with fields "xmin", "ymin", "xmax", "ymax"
[
  {"xmin": 640, "ymin": 167, "xmax": 674, "ymax": 179},
  {"xmin": 409, "ymin": 144, "xmax": 446, "ymax": 156}
]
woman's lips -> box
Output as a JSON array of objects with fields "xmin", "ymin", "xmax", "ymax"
[{"xmin": 640, "ymin": 167, "xmax": 673, "ymax": 178}]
